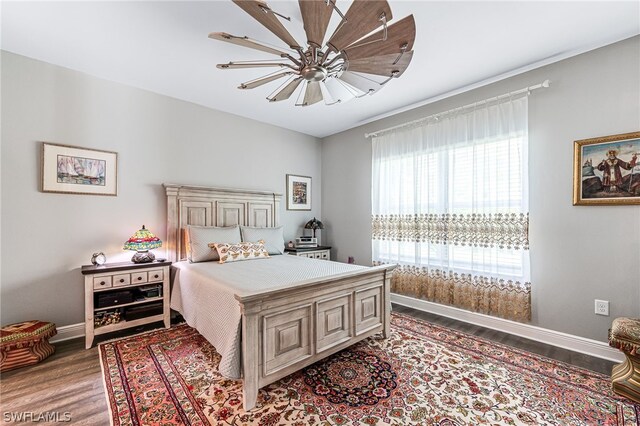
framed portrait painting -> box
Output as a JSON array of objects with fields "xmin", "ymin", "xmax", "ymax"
[
  {"xmin": 573, "ymin": 131, "xmax": 640, "ymax": 205},
  {"xmin": 42, "ymin": 142, "xmax": 118, "ymax": 196},
  {"xmin": 286, "ymin": 174, "xmax": 311, "ymax": 210}
]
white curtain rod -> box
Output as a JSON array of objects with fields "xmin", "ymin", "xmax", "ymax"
[{"xmin": 365, "ymin": 79, "xmax": 550, "ymax": 138}]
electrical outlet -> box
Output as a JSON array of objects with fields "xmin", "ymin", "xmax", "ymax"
[{"xmin": 595, "ymin": 300, "xmax": 609, "ymax": 316}]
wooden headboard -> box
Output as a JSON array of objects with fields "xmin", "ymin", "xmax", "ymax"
[{"xmin": 164, "ymin": 183, "xmax": 282, "ymax": 262}]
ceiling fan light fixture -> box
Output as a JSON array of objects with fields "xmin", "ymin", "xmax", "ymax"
[{"xmin": 211, "ymin": 0, "xmax": 416, "ymax": 107}]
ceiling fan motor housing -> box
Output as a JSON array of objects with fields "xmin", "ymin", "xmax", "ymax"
[{"xmin": 301, "ymin": 65, "xmax": 328, "ymax": 82}]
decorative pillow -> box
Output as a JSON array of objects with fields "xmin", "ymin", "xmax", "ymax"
[
  {"xmin": 240, "ymin": 226, "xmax": 285, "ymax": 255},
  {"xmin": 210, "ymin": 240, "xmax": 270, "ymax": 264},
  {"xmin": 186, "ymin": 225, "xmax": 241, "ymax": 262}
]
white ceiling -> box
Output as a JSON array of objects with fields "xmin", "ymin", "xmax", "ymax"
[{"xmin": 2, "ymin": 1, "xmax": 639, "ymax": 138}]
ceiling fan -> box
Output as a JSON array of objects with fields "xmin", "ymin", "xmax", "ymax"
[{"xmin": 210, "ymin": 0, "xmax": 416, "ymax": 106}]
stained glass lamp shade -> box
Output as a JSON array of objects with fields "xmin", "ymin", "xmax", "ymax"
[
  {"xmin": 123, "ymin": 225, "xmax": 162, "ymax": 263},
  {"xmin": 304, "ymin": 217, "xmax": 325, "ymax": 238}
]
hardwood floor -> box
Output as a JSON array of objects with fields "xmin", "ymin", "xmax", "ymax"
[
  {"xmin": 1, "ymin": 337, "xmax": 108, "ymax": 425},
  {"xmin": 392, "ymin": 304, "xmax": 616, "ymax": 375},
  {"xmin": 0, "ymin": 306, "xmax": 616, "ymax": 424}
]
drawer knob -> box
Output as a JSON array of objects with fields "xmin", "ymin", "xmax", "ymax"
[
  {"xmin": 100, "ymin": 281, "xmax": 106, "ymax": 285},
  {"xmin": 119, "ymin": 279, "xmax": 125, "ymax": 283},
  {"xmin": 154, "ymin": 274, "xmax": 159, "ymax": 279},
  {"xmin": 137, "ymin": 277, "xmax": 142, "ymax": 281}
]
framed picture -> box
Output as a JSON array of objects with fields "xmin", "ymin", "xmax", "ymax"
[
  {"xmin": 41, "ymin": 142, "xmax": 118, "ymax": 196},
  {"xmin": 573, "ymin": 131, "xmax": 640, "ymax": 205},
  {"xmin": 286, "ymin": 174, "xmax": 311, "ymax": 210}
]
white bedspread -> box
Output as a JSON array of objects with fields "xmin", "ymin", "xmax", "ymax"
[{"xmin": 171, "ymin": 255, "xmax": 367, "ymax": 379}]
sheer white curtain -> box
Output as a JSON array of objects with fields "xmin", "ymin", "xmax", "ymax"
[{"xmin": 372, "ymin": 95, "xmax": 531, "ymax": 321}]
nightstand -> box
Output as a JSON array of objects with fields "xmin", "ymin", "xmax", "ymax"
[
  {"xmin": 284, "ymin": 246, "xmax": 332, "ymax": 260},
  {"xmin": 81, "ymin": 260, "xmax": 171, "ymax": 349}
]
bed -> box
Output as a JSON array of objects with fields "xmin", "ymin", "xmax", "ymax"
[{"xmin": 165, "ymin": 183, "xmax": 395, "ymax": 410}]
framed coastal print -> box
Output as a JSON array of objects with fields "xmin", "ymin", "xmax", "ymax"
[
  {"xmin": 573, "ymin": 131, "xmax": 640, "ymax": 205},
  {"xmin": 286, "ymin": 174, "xmax": 311, "ymax": 210},
  {"xmin": 41, "ymin": 142, "xmax": 118, "ymax": 196}
]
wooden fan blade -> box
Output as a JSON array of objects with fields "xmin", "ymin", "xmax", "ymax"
[
  {"xmin": 326, "ymin": 0, "xmax": 392, "ymax": 52},
  {"xmin": 323, "ymin": 77, "xmax": 357, "ymax": 103},
  {"xmin": 346, "ymin": 51, "xmax": 413, "ymax": 77},
  {"xmin": 343, "ymin": 15, "xmax": 415, "ymax": 61},
  {"xmin": 209, "ymin": 32, "xmax": 290, "ymax": 56},
  {"xmin": 299, "ymin": 0, "xmax": 333, "ymax": 47},
  {"xmin": 217, "ymin": 62, "xmax": 295, "ymax": 69},
  {"xmin": 301, "ymin": 81, "xmax": 323, "ymax": 106},
  {"xmin": 239, "ymin": 72, "xmax": 294, "ymax": 89},
  {"xmin": 338, "ymin": 71, "xmax": 383, "ymax": 94},
  {"xmin": 268, "ymin": 77, "xmax": 303, "ymax": 102},
  {"xmin": 233, "ymin": 0, "xmax": 300, "ymax": 48}
]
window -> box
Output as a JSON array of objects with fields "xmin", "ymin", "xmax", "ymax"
[
  {"xmin": 374, "ymin": 134, "xmax": 528, "ymax": 281},
  {"xmin": 371, "ymin": 95, "xmax": 531, "ymax": 320}
]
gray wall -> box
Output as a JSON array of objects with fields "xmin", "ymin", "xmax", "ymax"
[
  {"xmin": 1, "ymin": 51, "xmax": 321, "ymax": 327},
  {"xmin": 321, "ymin": 36, "xmax": 640, "ymax": 342}
]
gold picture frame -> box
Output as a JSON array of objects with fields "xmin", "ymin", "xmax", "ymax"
[
  {"xmin": 41, "ymin": 142, "xmax": 118, "ymax": 196},
  {"xmin": 573, "ymin": 131, "xmax": 640, "ymax": 205}
]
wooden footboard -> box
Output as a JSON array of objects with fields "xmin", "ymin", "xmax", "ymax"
[{"xmin": 236, "ymin": 264, "xmax": 395, "ymax": 410}]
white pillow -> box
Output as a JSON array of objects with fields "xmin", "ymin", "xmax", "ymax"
[
  {"xmin": 240, "ymin": 226, "xmax": 285, "ymax": 255},
  {"xmin": 186, "ymin": 225, "xmax": 241, "ymax": 262}
]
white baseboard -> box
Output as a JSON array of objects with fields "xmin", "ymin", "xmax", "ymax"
[
  {"xmin": 50, "ymin": 322, "xmax": 85, "ymax": 343},
  {"xmin": 391, "ymin": 294, "xmax": 624, "ymax": 364}
]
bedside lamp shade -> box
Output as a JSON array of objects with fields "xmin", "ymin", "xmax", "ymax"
[
  {"xmin": 123, "ymin": 225, "xmax": 162, "ymax": 263},
  {"xmin": 304, "ymin": 217, "xmax": 324, "ymax": 238}
]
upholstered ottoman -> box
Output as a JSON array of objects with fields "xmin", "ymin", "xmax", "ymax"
[
  {"xmin": 609, "ymin": 317, "xmax": 640, "ymax": 403},
  {"xmin": 0, "ymin": 320, "xmax": 57, "ymax": 372}
]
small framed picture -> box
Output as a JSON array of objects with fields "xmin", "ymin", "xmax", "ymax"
[
  {"xmin": 573, "ymin": 131, "xmax": 640, "ymax": 205},
  {"xmin": 286, "ymin": 174, "xmax": 311, "ymax": 210},
  {"xmin": 42, "ymin": 142, "xmax": 118, "ymax": 196}
]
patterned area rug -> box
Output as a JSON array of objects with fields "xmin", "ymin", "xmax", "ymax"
[{"xmin": 99, "ymin": 313, "xmax": 640, "ymax": 425}]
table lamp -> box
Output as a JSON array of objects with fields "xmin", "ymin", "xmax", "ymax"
[
  {"xmin": 304, "ymin": 217, "xmax": 324, "ymax": 239},
  {"xmin": 123, "ymin": 225, "xmax": 162, "ymax": 263}
]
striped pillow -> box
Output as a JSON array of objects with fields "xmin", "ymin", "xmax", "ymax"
[{"xmin": 209, "ymin": 240, "xmax": 270, "ymax": 264}]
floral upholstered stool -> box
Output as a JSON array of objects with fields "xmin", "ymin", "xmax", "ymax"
[
  {"xmin": 0, "ymin": 320, "xmax": 57, "ymax": 372},
  {"xmin": 609, "ymin": 317, "xmax": 640, "ymax": 403}
]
